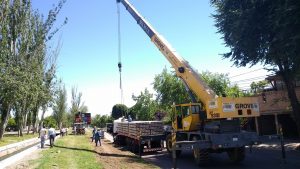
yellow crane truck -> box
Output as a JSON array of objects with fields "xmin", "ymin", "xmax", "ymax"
[{"xmin": 117, "ymin": 0, "xmax": 260, "ymax": 166}]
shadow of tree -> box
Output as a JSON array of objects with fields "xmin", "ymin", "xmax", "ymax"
[{"xmin": 53, "ymin": 145, "xmax": 139, "ymax": 158}]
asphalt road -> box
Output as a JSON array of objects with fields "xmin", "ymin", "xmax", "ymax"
[
  {"xmin": 142, "ymin": 143, "xmax": 300, "ymax": 169},
  {"xmin": 103, "ymin": 132, "xmax": 299, "ymax": 169}
]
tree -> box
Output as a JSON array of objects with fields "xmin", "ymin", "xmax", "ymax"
[
  {"xmin": 250, "ymin": 80, "xmax": 269, "ymax": 94},
  {"xmin": 43, "ymin": 116, "xmax": 57, "ymax": 129},
  {"xmin": 70, "ymin": 86, "xmax": 85, "ymax": 115},
  {"xmin": 52, "ymin": 82, "xmax": 67, "ymax": 130},
  {"xmin": 130, "ymin": 88, "xmax": 158, "ymax": 120},
  {"xmin": 6, "ymin": 117, "xmax": 17, "ymax": 131},
  {"xmin": 201, "ymin": 71, "xmax": 243, "ymax": 97},
  {"xmin": 79, "ymin": 105, "xmax": 89, "ymax": 113},
  {"xmin": 68, "ymin": 86, "xmax": 88, "ymax": 127},
  {"xmin": 91, "ymin": 114, "xmax": 101, "ymax": 127},
  {"xmin": 91, "ymin": 114, "xmax": 113, "ymax": 128},
  {"xmin": 37, "ymin": 44, "xmax": 61, "ymax": 135},
  {"xmin": 0, "ymin": 0, "xmax": 66, "ymax": 139},
  {"xmin": 64, "ymin": 113, "xmax": 73, "ymax": 128},
  {"xmin": 153, "ymin": 68, "xmax": 191, "ymax": 106},
  {"xmin": 111, "ymin": 104, "xmax": 127, "ymax": 120},
  {"xmin": 211, "ymin": 0, "xmax": 300, "ymax": 135}
]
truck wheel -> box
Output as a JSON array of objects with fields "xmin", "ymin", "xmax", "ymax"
[
  {"xmin": 227, "ymin": 146, "xmax": 245, "ymax": 163},
  {"xmin": 192, "ymin": 136, "xmax": 209, "ymax": 166},
  {"xmin": 166, "ymin": 134, "xmax": 181, "ymax": 157}
]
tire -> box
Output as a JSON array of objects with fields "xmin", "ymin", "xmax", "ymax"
[
  {"xmin": 192, "ymin": 136, "xmax": 209, "ymax": 166},
  {"xmin": 166, "ymin": 134, "xmax": 181, "ymax": 157},
  {"xmin": 227, "ymin": 146, "xmax": 246, "ymax": 163}
]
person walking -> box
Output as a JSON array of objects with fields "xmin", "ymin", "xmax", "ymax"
[
  {"xmin": 40, "ymin": 126, "xmax": 47, "ymax": 148},
  {"xmin": 48, "ymin": 127, "xmax": 56, "ymax": 148},
  {"xmin": 95, "ymin": 128, "xmax": 102, "ymax": 146}
]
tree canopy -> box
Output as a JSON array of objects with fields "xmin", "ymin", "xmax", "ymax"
[
  {"xmin": 52, "ymin": 82, "xmax": 67, "ymax": 129},
  {"xmin": 91, "ymin": 114, "xmax": 113, "ymax": 128},
  {"xmin": 111, "ymin": 104, "xmax": 128, "ymax": 120},
  {"xmin": 211, "ymin": 0, "xmax": 300, "ymax": 135},
  {"xmin": 130, "ymin": 88, "xmax": 158, "ymax": 121},
  {"xmin": 0, "ymin": 0, "xmax": 66, "ymax": 139}
]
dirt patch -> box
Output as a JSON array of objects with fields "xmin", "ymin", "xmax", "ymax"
[{"xmin": 93, "ymin": 139, "xmax": 159, "ymax": 169}]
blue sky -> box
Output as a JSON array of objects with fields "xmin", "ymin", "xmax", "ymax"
[{"xmin": 32, "ymin": 0, "xmax": 270, "ymax": 116}]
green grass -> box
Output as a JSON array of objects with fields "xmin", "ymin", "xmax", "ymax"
[
  {"xmin": 31, "ymin": 134, "xmax": 103, "ymax": 169},
  {"xmin": 0, "ymin": 133, "xmax": 38, "ymax": 147}
]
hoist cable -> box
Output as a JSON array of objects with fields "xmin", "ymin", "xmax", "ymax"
[{"xmin": 117, "ymin": 2, "xmax": 124, "ymax": 105}]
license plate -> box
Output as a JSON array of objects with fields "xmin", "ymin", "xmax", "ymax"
[{"xmin": 232, "ymin": 137, "xmax": 238, "ymax": 141}]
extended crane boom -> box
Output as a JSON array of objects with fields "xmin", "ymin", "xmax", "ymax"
[{"xmin": 117, "ymin": 0, "xmax": 259, "ymax": 120}]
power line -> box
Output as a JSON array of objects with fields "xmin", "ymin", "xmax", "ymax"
[
  {"xmin": 229, "ymin": 68, "xmax": 264, "ymax": 78},
  {"xmin": 231, "ymin": 75, "xmax": 267, "ymax": 84}
]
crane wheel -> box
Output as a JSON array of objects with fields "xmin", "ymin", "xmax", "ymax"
[
  {"xmin": 192, "ymin": 136, "xmax": 209, "ymax": 166},
  {"xmin": 166, "ymin": 134, "xmax": 181, "ymax": 157},
  {"xmin": 227, "ymin": 146, "xmax": 246, "ymax": 163}
]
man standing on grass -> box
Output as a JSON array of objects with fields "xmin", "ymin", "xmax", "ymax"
[{"xmin": 48, "ymin": 127, "xmax": 56, "ymax": 148}]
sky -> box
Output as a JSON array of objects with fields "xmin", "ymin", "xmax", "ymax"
[{"xmin": 32, "ymin": 0, "xmax": 271, "ymax": 117}]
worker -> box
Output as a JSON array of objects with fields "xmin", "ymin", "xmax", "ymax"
[
  {"xmin": 128, "ymin": 115, "xmax": 132, "ymax": 122},
  {"xmin": 40, "ymin": 126, "xmax": 47, "ymax": 148},
  {"xmin": 95, "ymin": 128, "xmax": 102, "ymax": 146},
  {"xmin": 48, "ymin": 127, "xmax": 56, "ymax": 148},
  {"xmin": 92, "ymin": 126, "xmax": 96, "ymax": 142}
]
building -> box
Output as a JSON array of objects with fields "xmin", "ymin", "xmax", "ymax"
[{"xmin": 254, "ymin": 75, "xmax": 300, "ymax": 138}]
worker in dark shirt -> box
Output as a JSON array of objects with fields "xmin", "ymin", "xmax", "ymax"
[{"xmin": 95, "ymin": 128, "xmax": 102, "ymax": 146}]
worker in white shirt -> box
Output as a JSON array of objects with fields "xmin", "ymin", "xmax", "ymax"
[{"xmin": 40, "ymin": 126, "xmax": 47, "ymax": 148}]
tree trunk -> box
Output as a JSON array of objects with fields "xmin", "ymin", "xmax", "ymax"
[
  {"xmin": 280, "ymin": 65, "xmax": 300, "ymax": 137},
  {"xmin": 23, "ymin": 113, "xmax": 27, "ymax": 131},
  {"xmin": 32, "ymin": 105, "xmax": 39, "ymax": 134},
  {"xmin": 59, "ymin": 122, "xmax": 62, "ymax": 130},
  {"xmin": 19, "ymin": 127, "xmax": 23, "ymax": 137},
  {"xmin": 18, "ymin": 119, "xmax": 23, "ymax": 137},
  {"xmin": 15, "ymin": 108, "xmax": 23, "ymax": 137},
  {"xmin": 283, "ymin": 78, "xmax": 300, "ymax": 137},
  {"xmin": 27, "ymin": 111, "xmax": 32, "ymax": 135},
  {"xmin": 0, "ymin": 104, "xmax": 10, "ymax": 140}
]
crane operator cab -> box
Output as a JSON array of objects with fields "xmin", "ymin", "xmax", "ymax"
[{"xmin": 172, "ymin": 103, "xmax": 206, "ymax": 132}]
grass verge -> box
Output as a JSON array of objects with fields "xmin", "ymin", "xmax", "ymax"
[
  {"xmin": 0, "ymin": 133, "xmax": 38, "ymax": 147},
  {"xmin": 31, "ymin": 134, "xmax": 103, "ymax": 169}
]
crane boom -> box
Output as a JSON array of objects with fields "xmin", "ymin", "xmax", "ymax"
[
  {"xmin": 117, "ymin": 0, "xmax": 259, "ymax": 119},
  {"xmin": 117, "ymin": 0, "xmax": 216, "ymax": 101}
]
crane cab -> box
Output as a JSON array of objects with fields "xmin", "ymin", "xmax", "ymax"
[{"xmin": 172, "ymin": 103, "xmax": 206, "ymax": 131}]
